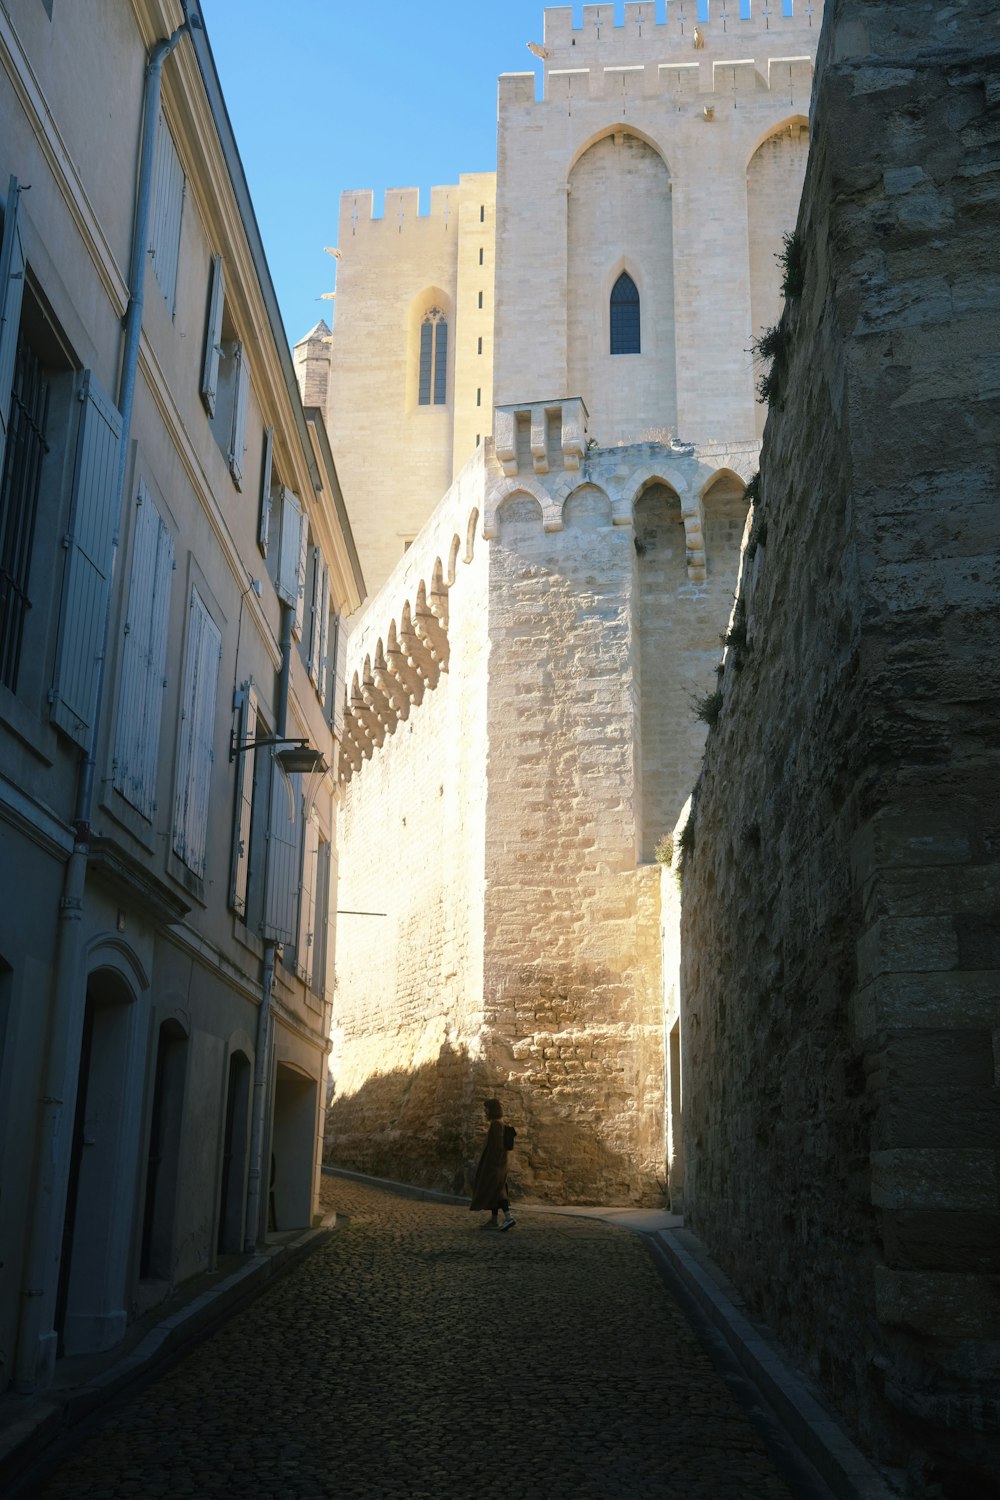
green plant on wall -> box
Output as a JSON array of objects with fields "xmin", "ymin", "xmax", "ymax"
[
  {"xmin": 654, "ymin": 833, "xmax": 674, "ymax": 866},
  {"xmin": 693, "ymin": 689, "xmax": 723, "ymax": 728},
  {"xmin": 751, "ymin": 322, "xmax": 790, "ymax": 407},
  {"xmin": 777, "ymin": 229, "xmax": 805, "ymax": 300}
]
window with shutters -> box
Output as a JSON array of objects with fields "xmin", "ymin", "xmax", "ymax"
[
  {"xmin": 230, "ymin": 682, "xmax": 261, "ymax": 921},
  {"xmin": 312, "ymin": 835, "xmax": 332, "ymax": 998},
  {"xmin": 149, "ymin": 112, "xmax": 185, "ymax": 313},
  {"xmin": 610, "ymin": 272, "xmax": 641, "ymax": 355},
  {"xmin": 202, "ymin": 256, "xmax": 250, "ymax": 488},
  {"xmin": 417, "ymin": 309, "xmax": 448, "ymax": 406},
  {"xmin": 262, "ymin": 755, "xmax": 300, "ymax": 943},
  {"xmin": 0, "ymin": 332, "xmax": 49, "ymax": 694},
  {"xmin": 172, "ymin": 587, "xmax": 221, "ymax": 879},
  {"xmin": 0, "ymin": 182, "xmax": 84, "ymax": 714},
  {"xmin": 276, "ymin": 487, "xmax": 303, "ymax": 613},
  {"xmin": 296, "ymin": 810, "xmax": 320, "ymax": 986},
  {"xmin": 112, "ymin": 483, "xmax": 174, "ymax": 819}
]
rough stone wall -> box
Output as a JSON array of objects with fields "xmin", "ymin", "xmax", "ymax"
[
  {"xmin": 677, "ymin": 3, "xmax": 1000, "ymax": 1490},
  {"xmin": 328, "ymin": 454, "xmax": 491, "ymax": 1189},
  {"xmin": 331, "ymin": 425, "xmax": 749, "ymax": 1202}
]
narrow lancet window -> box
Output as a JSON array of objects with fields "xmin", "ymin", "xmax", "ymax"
[
  {"xmin": 610, "ymin": 272, "xmax": 640, "ymax": 355},
  {"xmin": 418, "ymin": 308, "xmax": 448, "ymax": 405}
]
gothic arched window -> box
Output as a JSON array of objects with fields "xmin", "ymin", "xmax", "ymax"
[
  {"xmin": 418, "ymin": 308, "xmax": 448, "ymax": 405},
  {"xmin": 610, "ymin": 273, "xmax": 640, "ymax": 355}
]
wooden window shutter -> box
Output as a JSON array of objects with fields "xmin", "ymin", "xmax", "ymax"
[
  {"xmin": 306, "ymin": 546, "xmax": 321, "ymax": 685},
  {"xmin": 229, "ymin": 342, "xmax": 249, "ymax": 488},
  {"xmin": 258, "ymin": 423, "xmax": 273, "ymax": 554},
  {"xmin": 317, "ymin": 564, "xmax": 330, "ymax": 705},
  {"xmin": 313, "ymin": 836, "xmax": 332, "ymax": 997},
  {"xmin": 292, "ymin": 513, "xmax": 309, "ymax": 639},
  {"xmin": 149, "ymin": 113, "xmax": 185, "ymax": 311},
  {"xmin": 172, "ymin": 587, "xmax": 221, "ymax": 876},
  {"xmin": 296, "ymin": 810, "xmax": 320, "ymax": 985},
  {"xmin": 201, "ymin": 255, "xmax": 225, "ymax": 416},
  {"xmin": 331, "ymin": 615, "xmax": 345, "ymax": 738},
  {"xmin": 276, "ymin": 488, "xmax": 301, "ymax": 606},
  {"xmin": 0, "ymin": 175, "xmax": 27, "ymax": 478},
  {"xmin": 49, "ymin": 370, "xmax": 123, "ymax": 747},
  {"xmin": 262, "ymin": 759, "xmax": 299, "ymax": 942},
  {"xmin": 229, "ymin": 681, "xmax": 258, "ymax": 917},
  {"xmin": 113, "ymin": 483, "xmax": 174, "ymax": 819}
]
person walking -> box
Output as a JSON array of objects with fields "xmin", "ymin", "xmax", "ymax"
[{"xmin": 470, "ymin": 1097, "xmax": 516, "ymax": 1231}]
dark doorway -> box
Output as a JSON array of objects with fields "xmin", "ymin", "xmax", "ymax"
[
  {"xmin": 139, "ymin": 1019, "xmax": 188, "ymax": 1281},
  {"xmin": 218, "ymin": 1050, "xmax": 252, "ymax": 1253}
]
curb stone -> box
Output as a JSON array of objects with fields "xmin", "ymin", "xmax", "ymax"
[{"xmin": 0, "ymin": 1212, "xmax": 337, "ymax": 1496}]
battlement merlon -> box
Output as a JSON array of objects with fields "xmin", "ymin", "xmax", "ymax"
[
  {"xmin": 500, "ymin": 54, "xmax": 813, "ymax": 107},
  {"xmin": 336, "ymin": 174, "xmax": 495, "ymax": 242},
  {"xmin": 539, "ymin": 1, "xmax": 823, "ymax": 71}
]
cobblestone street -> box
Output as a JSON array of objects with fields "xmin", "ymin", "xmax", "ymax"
[{"xmin": 35, "ymin": 1178, "xmax": 806, "ymax": 1500}]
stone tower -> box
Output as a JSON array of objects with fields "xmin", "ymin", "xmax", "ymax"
[{"xmin": 312, "ymin": 0, "xmax": 823, "ymax": 1202}]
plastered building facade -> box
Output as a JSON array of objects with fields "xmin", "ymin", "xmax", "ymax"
[
  {"xmin": 317, "ymin": 0, "xmax": 821, "ymax": 1203},
  {"xmin": 0, "ymin": 0, "xmax": 362, "ymax": 1394}
]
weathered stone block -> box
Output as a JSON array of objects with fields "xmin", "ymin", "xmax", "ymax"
[
  {"xmin": 875, "ymin": 1267, "xmax": 1000, "ymax": 1339},
  {"xmin": 870, "ymin": 1148, "xmax": 998, "ymax": 1212}
]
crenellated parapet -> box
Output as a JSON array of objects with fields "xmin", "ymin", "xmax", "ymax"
[
  {"xmin": 338, "ymin": 449, "xmax": 486, "ymax": 786},
  {"xmin": 538, "ymin": 1, "xmax": 821, "ymax": 69},
  {"xmin": 483, "ymin": 400, "xmax": 756, "ymax": 585}
]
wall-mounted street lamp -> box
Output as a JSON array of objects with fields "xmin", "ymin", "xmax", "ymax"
[{"xmin": 228, "ymin": 732, "xmax": 328, "ymax": 778}]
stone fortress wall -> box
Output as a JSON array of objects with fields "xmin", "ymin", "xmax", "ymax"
[
  {"xmin": 326, "ymin": 174, "xmax": 496, "ymax": 596},
  {"xmin": 676, "ymin": 0, "xmax": 1000, "ymax": 1487},
  {"xmin": 495, "ymin": 1, "xmax": 817, "ymax": 445},
  {"xmin": 319, "ymin": 1, "xmax": 824, "ymax": 1202},
  {"xmin": 330, "ymin": 407, "xmax": 753, "ymax": 1200}
]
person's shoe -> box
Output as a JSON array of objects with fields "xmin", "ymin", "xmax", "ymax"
[
  {"xmin": 500, "ymin": 1215, "xmax": 516, "ymax": 1231},
  {"xmin": 480, "ymin": 1218, "xmax": 499, "ymax": 1229}
]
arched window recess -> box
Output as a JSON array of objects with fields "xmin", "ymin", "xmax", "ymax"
[
  {"xmin": 418, "ymin": 308, "xmax": 448, "ymax": 405},
  {"xmin": 610, "ymin": 272, "xmax": 640, "ymax": 356}
]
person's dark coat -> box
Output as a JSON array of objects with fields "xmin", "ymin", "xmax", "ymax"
[{"xmin": 469, "ymin": 1118, "xmax": 509, "ymax": 1211}]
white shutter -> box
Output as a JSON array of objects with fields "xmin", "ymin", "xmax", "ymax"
[
  {"xmin": 201, "ymin": 255, "xmax": 225, "ymax": 416},
  {"xmin": 317, "ymin": 565, "xmax": 330, "ymax": 705},
  {"xmin": 258, "ymin": 424, "xmax": 273, "ymax": 554},
  {"xmin": 306, "ymin": 546, "xmax": 321, "ymax": 685},
  {"xmin": 0, "ymin": 175, "xmax": 27, "ymax": 478},
  {"xmin": 50, "ymin": 371, "xmax": 123, "ymax": 747},
  {"xmin": 313, "ymin": 836, "xmax": 332, "ymax": 997},
  {"xmin": 172, "ymin": 588, "xmax": 221, "ymax": 877},
  {"xmin": 113, "ymin": 485, "xmax": 173, "ymax": 819},
  {"xmin": 292, "ymin": 513, "xmax": 309, "ymax": 639},
  {"xmin": 229, "ymin": 343, "xmax": 249, "ymax": 488},
  {"xmin": 262, "ymin": 758, "xmax": 299, "ymax": 942},
  {"xmin": 229, "ymin": 682, "xmax": 258, "ymax": 916},
  {"xmin": 296, "ymin": 810, "xmax": 320, "ymax": 985},
  {"xmin": 149, "ymin": 112, "xmax": 184, "ymax": 310},
  {"xmin": 276, "ymin": 488, "xmax": 301, "ymax": 606},
  {"xmin": 332, "ymin": 616, "xmax": 345, "ymax": 738}
]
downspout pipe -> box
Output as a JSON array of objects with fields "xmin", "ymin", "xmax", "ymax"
[
  {"xmin": 243, "ymin": 603, "xmax": 294, "ymax": 1250},
  {"xmin": 14, "ymin": 20, "xmax": 194, "ymax": 1394}
]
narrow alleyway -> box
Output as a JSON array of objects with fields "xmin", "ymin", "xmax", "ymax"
[{"xmin": 33, "ymin": 1178, "xmax": 823, "ymax": 1500}]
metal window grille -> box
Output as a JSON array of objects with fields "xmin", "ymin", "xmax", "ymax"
[
  {"xmin": 610, "ymin": 272, "xmax": 641, "ymax": 355},
  {"xmin": 0, "ymin": 337, "xmax": 49, "ymax": 691}
]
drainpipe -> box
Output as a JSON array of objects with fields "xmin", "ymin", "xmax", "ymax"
[
  {"xmin": 244, "ymin": 603, "xmax": 294, "ymax": 1250},
  {"xmin": 14, "ymin": 19, "xmax": 195, "ymax": 1394}
]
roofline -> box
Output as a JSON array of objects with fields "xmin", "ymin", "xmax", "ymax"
[
  {"xmin": 304, "ymin": 407, "xmax": 367, "ymax": 606},
  {"xmin": 181, "ymin": 3, "xmax": 323, "ymax": 497}
]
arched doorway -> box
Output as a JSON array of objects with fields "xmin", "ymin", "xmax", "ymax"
[
  {"xmin": 270, "ymin": 1063, "xmax": 317, "ymax": 1232},
  {"xmin": 55, "ymin": 968, "xmax": 139, "ymax": 1356}
]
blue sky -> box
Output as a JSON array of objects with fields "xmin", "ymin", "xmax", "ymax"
[{"xmin": 204, "ymin": 2, "xmax": 651, "ymax": 346}]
